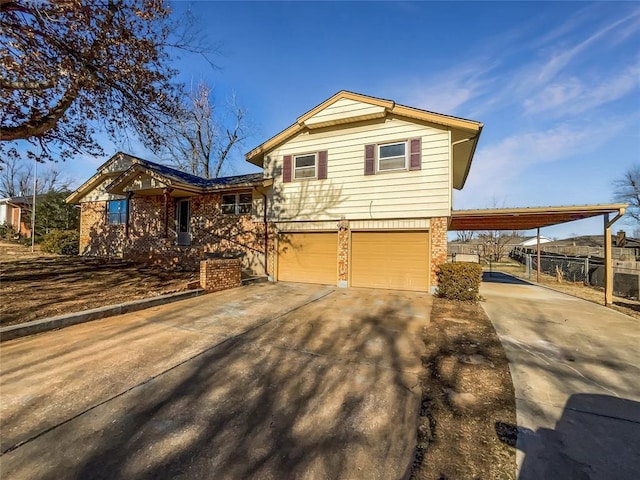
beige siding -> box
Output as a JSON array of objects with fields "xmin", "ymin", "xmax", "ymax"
[
  {"xmin": 277, "ymin": 221, "xmax": 338, "ymax": 232},
  {"xmin": 122, "ymin": 173, "xmax": 168, "ymax": 192},
  {"xmin": 81, "ymin": 177, "xmax": 127, "ymax": 203},
  {"xmin": 264, "ymin": 116, "xmax": 451, "ymax": 221},
  {"xmin": 304, "ymin": 98, "xmax": 386, "ymax": 127},
  {"xmin": 101, "ymin": 156, "xmax": 134, "ymax": 174}
]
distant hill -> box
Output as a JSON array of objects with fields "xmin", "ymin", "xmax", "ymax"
[{"xmin": 549, "ymin": 235, "xmax": 640, "ymax": 248}]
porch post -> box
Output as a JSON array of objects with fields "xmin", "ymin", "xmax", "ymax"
[
  {"xmin": 125, "ymin": 191, "xmax": 134, "ymax": 238},
  {"xmin": 163, "ymin": 188, "xmax": 172, "ymax": 238}
]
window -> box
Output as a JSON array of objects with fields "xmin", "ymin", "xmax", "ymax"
[
  {"xmin": 222, "ymin": 193, "xmax": 253, "ymax": 215},
  {"xmin": 378, "ymin": 142, "xmax": 407, "ymax": 171},
  {"xmin": 294, "ymin": 153, "xmax": 317, "ymax": 179},
  {"xmin": 107, "ymin": 199, "xmax": 127, "ymax": 225}
]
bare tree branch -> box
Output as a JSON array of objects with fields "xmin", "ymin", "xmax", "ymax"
[
  {"xmin": 613, "ymin": 164, "xmax": 640, "ymax": 224},
  {"xmin": 0, "ymin": 0, "xmax": 217, "ymax": 163},
  {"xmin": 151, "ymin": 82, "xmax": 251, "ymax": 178}
]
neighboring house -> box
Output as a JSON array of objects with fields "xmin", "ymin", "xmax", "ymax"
[
  {"xmin": 67, "ymin": 91, "xmax": 483, "ymax": 292},
  {"xmin": 0, "ymin": 195, "xmax": 40, "ymax": 237}
]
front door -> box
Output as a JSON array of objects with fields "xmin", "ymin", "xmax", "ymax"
[{"xmin": 177, "ymin": 199, "xmax": 190, "ymax": 246}]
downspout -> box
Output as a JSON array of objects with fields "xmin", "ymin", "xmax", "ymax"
[{"xmin": 257, "ymin": 187, "xmax": 269, "ymax": 277}]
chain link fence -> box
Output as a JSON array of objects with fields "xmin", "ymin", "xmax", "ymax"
[{"xmin": 510, "ymin": 248, "xmax": 639, "ymax": 300}]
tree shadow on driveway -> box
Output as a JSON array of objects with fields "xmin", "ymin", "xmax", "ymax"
[{"xmin": 2, "ymin": 289, "xmax": 428, "ymax": 480}]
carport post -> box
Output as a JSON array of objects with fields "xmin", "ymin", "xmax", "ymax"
[
  {"xmin": 604, "ymin": 208, "xmax": 626, "ymax": 306},
  {"xmin": 604, "ymin": 214, "xmax": 612, "ymax": 305},
  {"xmin": 536, "ymin": 227, "xmax": 541, "ymax": 283}
]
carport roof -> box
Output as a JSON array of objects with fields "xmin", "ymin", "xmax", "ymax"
[{"xmin": 449, "ymin": 204, "xmax": 627, "ymax": 231}]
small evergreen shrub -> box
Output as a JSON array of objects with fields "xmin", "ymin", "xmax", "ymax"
[
  {"xmin": 40, "ymin": 230, "xmax": 79, "ymax": 255},
  {"xmin": 0, "ymin": 223, "xmax": 19, "ymax": 241},
  {"xmin": 436, "ymin": 262, "xmax": 483, "ymax": 302}
]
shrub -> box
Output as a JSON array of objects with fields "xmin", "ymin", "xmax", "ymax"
[
  {"xmin": 436, "ymin": 262, "xmax": 483, "ymax": 302},
  {"xmin": 40, "ymin": 230, "xmax": 79, "ymax": 255},
  {"xmin": 0, "ymin": 222, "xmax": 20, "ymax": 241}
]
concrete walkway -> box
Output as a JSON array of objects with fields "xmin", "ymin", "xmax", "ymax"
[
  {"xmin": 0, "ymin": 282, "xmax": 430, "ymax": 479},
  {"xmin": 481, "ymin": 273, "xmax": 640, "ymax": 479}
]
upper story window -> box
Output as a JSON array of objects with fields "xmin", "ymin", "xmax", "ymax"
[
  {"xmin": 294, "ymin": 153, "xmax": 317, "ymax": 180},
  {"xmin": 222, "ymin": 193, "xmax": 252, "ymax": 215},
  {"xmin": 107, "ymin": 199, "xmax": 127, "ymax": 224},
  {"xmin": 378, "ymin": 142, "xmax": 407, "ymax": 171}
]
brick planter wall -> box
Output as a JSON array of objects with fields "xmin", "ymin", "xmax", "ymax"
[{"xmin": 200, "ymin": 258, "xmax": 242, "ymax": 292}]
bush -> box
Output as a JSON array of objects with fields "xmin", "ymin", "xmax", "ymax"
[
  {"xmin": 40, "ymin": 230, "xmax": 79, "ymax": 255},
  {"xmin": 0, "ymin": 222, "xmax": 20, "ymax": 241},
  {"xmin": 436, "ymin": 262, "xmax": 483, "ymax": 302}
]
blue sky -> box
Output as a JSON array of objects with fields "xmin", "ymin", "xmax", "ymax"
[{"xmin": 68, "ymin": 1, "xmax": 640, "ymax": 238}]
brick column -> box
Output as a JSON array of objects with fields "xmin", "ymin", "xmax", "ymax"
[
  {"xmin": 200, "ymin": 258, "xmax": 242, "ymax": 292},
  {"xmin": 337, "ymin": 219, "xmax": 349, "ymax": 287},
  {"xmin": 267, "ymin": 223, "xmax": 277, "ymax": 281},
  {"xmin": 430, "ymin": 217, "xmax": 448, "ymax": 290}
]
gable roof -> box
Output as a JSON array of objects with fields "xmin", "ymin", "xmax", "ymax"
[
  {"xmin": 66, "ymin": 152, "xmax": 267, "ymax": 204},
  {"xmin": 245, "ymin": 90, "xmax": 483, "ymax": 189}
]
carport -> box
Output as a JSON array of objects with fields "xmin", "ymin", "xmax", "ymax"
[{"xmin": 449, "ymin": 204, "xmax": 628, "ymax": 305}]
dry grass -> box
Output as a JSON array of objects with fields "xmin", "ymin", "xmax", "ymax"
[{"xmin": 0, "ymin": 241, "xmax": 198, "ymax": 326}]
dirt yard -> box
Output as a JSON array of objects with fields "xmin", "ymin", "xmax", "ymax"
[
  {"xmin": 411, "ymin": 298, "xmax": 517, "ymax": 479},
  {"xmin": 0, "ymin": 242, "xmax": 198, "ymax": 326}
]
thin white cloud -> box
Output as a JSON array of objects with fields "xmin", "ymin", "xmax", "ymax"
[
  {"xmin": 468, "ymin": 7, "xmax": 640, "ymax": 118},
  {"xmin": 395, "ymin": 59, "xmax": 500, "ymax": 116},
  {"xmin": 455, "ymin": 117, "xmax": 629, "ymax": 208},
  {"xmin": 523, "ymin": 62, "xmax": 640, "ymax": 115},
  {"xmin": 531, "ymin": 9, "xmax": 640, "ymax": 87}
]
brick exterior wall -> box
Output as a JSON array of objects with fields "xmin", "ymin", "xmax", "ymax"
[
  {"xmin": 200, "ymin": 258, "xmax": 242, "ymax": 292},
  {"xmin": 430, "ymin": 216, "xmax": 448, "ymax": 288},
  {"xmin": 79, "ymin": 192, "xmax": 270, "ymax": 273},
  {"xmin": 80, "ymin": 201, "xmax": 125, "ymax": 257}
]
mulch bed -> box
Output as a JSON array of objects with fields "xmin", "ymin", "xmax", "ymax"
[{"xmin": 410, "ymin": 297, "xmax": 517, "ymax": 479}]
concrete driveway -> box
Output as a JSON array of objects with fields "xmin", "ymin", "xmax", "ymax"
[
  {"xmin": 0, "ymin": 282, "xmax": 430, "ymax": 479},
  {"xmin": 481, "ymin": 273, "xmax": 640, "ymax": 479}
]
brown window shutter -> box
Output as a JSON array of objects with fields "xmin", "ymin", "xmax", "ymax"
[
  {"xmin": 318, "ymin": 150, "xmax": 328, "ymax": 179},
  {"xmin": 283, "ymin": 155, "xmax": 292, "ymax": 182},
  {"xmin": 364, "ymin": 144, "xmax": 375, "ymax": 175},
  {"xmin": 409, "ymin": 138, "xmax": 422, "ymax": 170}
]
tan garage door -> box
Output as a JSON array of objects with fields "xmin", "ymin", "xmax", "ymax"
[
  {"xmin": 277, "ymin": 232, "xmax": 337, "ymax": 285},
  {"xmin": 351, "ymin": 231, "xmax": 429, "ymax": 291}
]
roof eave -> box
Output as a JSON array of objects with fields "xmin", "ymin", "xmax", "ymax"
[
  {"xmin": 244, "ymin": 91, "xmax": 483, "ymax": 167},
  {"xmin": 453, "ymin": 123, "xmax": 484, "ymax": 190}
]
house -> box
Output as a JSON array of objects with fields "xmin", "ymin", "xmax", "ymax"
[
  {"xmin": 65, "ymin": 154, "xmax": 271, "ymax": 272},
  {"xmin": 67, "ymin": 91, "xmax": 483, "ymax": 292},
  {"xmin": 0, "ymin": 195, "xmax": 39, "ymax": 237}
]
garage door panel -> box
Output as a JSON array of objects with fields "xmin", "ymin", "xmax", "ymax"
[
  {"xmin": 278, "ymin": 233, "xmax": 337, "ymax": 285},
  {"xmin": 351, "ymin": 232, "xmax": 429, "ymax": 291}
]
